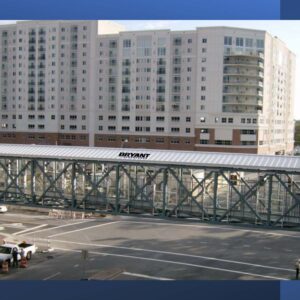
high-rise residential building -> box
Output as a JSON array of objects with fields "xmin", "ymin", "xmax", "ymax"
[{"xmin": 0, "ymin": 21, "xmax": 295, "ymax": 155}]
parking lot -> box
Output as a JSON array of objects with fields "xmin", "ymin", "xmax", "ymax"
[{"xmin": 0, "ymin": 211, "xmax": 299, "ymax": 280}]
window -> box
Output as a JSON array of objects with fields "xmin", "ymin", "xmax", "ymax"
[
  {"xmin": 245, "ymin": 38, "xmax": 253, "ymax": 47},
  {"xmin": 200, "ymin": 140, "xmax": 208, "ymax": 144},
  {"xmin": 186, "ymin": 128, "xmax": 190, "ymax": 133},
  {"xmin": 186, "ymin": 117, "xmax": 191, "ymax": 122},
  {"xmin": 171, "ymin": 116, "xmax": 180, "ymax": 122},
  {"xmin": 215, "ymin": 140, "xmax": 232, "ymax": 145},
  {"xmin": 201, "ymin": 86, "xmax": 206, "ymax": 91},
  {"xmin": 241, "ymin": 130, "xmax": 256, "ymax": 135},
  {"xmin": 222, "ymin": 117, "xmax": 227, "ymax": 123},
  {"xmin": 202, "ymin": 38, "xmax": 207, "ymax": 43},
  {"xmin": 156, "ymin": 116, "xmax": 165, "ymax": 122},
  {"xmin": 200, "ymin": 117, "xmax": 206, "ymax": 123},
  {"xmin": 173, "ymin": 38, "xmax": 182, "ymax": 46},
  {"xmin": 236, "ymin": 37, "xmax": 244, "ymax": 47},
  {"xmin": 201, "ymin": 58, "xmax": 206, "ymax": 63},
  {"xmin": 201, "ymin": 96, "xmax": 206, "ymax": 101},
  {"xmin": 108, "ymin": 126, "xmax": 116, "ymax": 131},
  {"xmin": 156, "ymin": 137, "xmax": 164, "ymax": 143},
  {"xmin": 171, "ymin": 127, "xmax": 180, "ymax": 132},
  {"xmin": 241, "ymin": 118, "xmax": 246, "ymax": 124},
  {"xmin": 224, "ymin": 36, "xmax": 232, "ymax": 45},
  {"xmin": 123, "ymin": 39, "xmax": 131, "ymax": 48},
  {"xmin": 156, "ymin": 127, "xmax": 164, "ymax": 132},
  {"xmin": 228, "ymin": 118, "xmax": 233, "ymax": 123},
  {"xmin": 256, "ymin": 39, "xmax": 264, "ymax": 48},
  {"xmin": 157, "ymin": 47, "xmax": 166, "ymax": 56},
  {"xmin": 170, "ymin": 139, "xmax": 180, "ymax": 144}
]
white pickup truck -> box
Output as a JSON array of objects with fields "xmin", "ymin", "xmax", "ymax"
[{"xmin": 0, "ymin": 242, "xmax": 37, "ymax": 264}]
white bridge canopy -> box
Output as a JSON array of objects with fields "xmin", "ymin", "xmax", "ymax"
[{"xmin": 0, "ymin": 144, "xmax": 298, "ymax": 173}]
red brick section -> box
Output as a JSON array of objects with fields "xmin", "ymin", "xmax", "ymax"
[
  {"xmin": 194, "ymin": 146, "xmax": 258, "ymax": 154},
  {"xmin": 0, "ymin": 132, "xmax": 89, "ymax": 146},
  {"xmin": 94, "ymin": 134, "xmax": 195, "ymax": 150},
  {"xmin": 232, "ymin": 129, "xmax": 240, "ymax": 145},
  {"xmin": 208, "ymin": 128, "xmax": 215, "ymax": 145}
]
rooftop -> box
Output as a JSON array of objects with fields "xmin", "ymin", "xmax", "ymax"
[{"xmin": 0, "ymin": 144, "xmax": 299, "ymax": 173}]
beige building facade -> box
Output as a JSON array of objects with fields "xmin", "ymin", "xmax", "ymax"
[{"xmin": 0, "ymin": 21, "xmax": 295, "ymax": 154}]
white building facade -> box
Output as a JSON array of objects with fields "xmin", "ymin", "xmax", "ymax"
[{"xmin": 0, "ymin": 21, "xmax": 295, "ymax": 154}]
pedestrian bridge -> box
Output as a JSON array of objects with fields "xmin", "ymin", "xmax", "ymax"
[{"xmin": 0, "ymin": 144, "xmax": 300, "ymax": 228}]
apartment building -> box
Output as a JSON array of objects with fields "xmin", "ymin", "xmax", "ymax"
[{"xmin": 0, "ymin": 21, "xmax": 295, "ymax": 154}]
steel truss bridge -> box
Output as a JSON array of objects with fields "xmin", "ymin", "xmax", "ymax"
[{"xmin": 0, "ymin": 144, "xmax": 300, "ymax": 228}]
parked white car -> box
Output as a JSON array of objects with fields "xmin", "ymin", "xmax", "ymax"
[
  {"xmin": 0, "ymin": 205, "xmax": 7, "ymax": 213},
  {"xmin": 0, "ymin": 242, "xmax": 37, "ymax": 264}
]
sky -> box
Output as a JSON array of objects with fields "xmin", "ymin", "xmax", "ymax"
[{"xmin": 1, "ymin": 20, "xmax": 299, "ymax": 119}]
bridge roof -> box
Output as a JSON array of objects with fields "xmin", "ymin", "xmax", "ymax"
[{"xmin": 0, "ymin": 144, "xmax": 299, "ymax": 173}]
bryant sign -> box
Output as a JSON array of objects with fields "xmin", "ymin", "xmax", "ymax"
[{"xmin": 118, "ymin": 152, "xmax": 151, "ymax": 159}]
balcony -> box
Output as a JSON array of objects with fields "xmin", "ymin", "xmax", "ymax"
[
  {"xmin": 122, "ymin": 97, "xmax": 130, "ymax": 103},
  {"xmin": 223, "ymin": 69, "xmax": 264, "ymax": 78},
  {"xmin": 224, "ymin": 51, "xmax": 264, "ymax": 60},
  {"xmin": 157, "ymin": 87, "xmax": 165, "ymax": 93},
  {"xmin": 157, "ymin": 68, "xmax": 166, "ymax": 75},
  {"xmin": 223, "ymin": 90, "xmax": 263, "ymax": 97},
  {"xmin": 157, "ymin": 59, "xmax": 166, "ymax": 66},
  {"xmin": 122, "ymin": 60, "xmax": 130, "ymax": 66},
  {"xmin": 122, "ymin": 105, "xmax": 130, "ymax": 111}
]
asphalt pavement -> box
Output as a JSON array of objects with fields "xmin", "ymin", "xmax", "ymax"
[{"xmin": 0, "ymin": 212, "xmax": 299, "ymax": 280}]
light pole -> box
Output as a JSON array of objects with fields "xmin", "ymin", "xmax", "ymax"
[{"xmin": 121, "ymin": 138, "xmax": 128, "ymax": 148}]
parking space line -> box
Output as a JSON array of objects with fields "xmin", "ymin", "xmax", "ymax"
[
  {"xmin": 122, "ymin": 271, "xmax": 173, "ymax": 280},
  {"xmin": 48, "ymin": 221, "xmax": 122, "ymax": 238},
  {"xmin": 54, "ymin": 247, "xmax": 288, "ymax": 280},
  {"xmin": 121, "ymin": 220, "xmax": 300, "ymax": 238},
  {"xmin": 13, "ymin": 224, "xmax": 48, "ymax": 236},
  {"xmin": 43, "ymin": 272, "xmax": 61, "ymax": 280},
  {"xmin": 51, "ymin": 239, "xmax": 294, "ymax": 273},
  {"xmin": 24, "ymin": 219, "xmax": 95, "ymax": 235}
]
